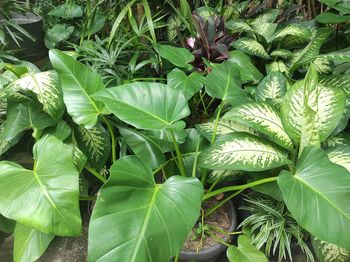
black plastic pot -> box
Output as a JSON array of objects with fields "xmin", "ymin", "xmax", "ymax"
[
  {"xmin": 179, "ymin": 200, "xmax": 237, "ymax": 262},
  {"xmin": 6, "ymin": 13, "xmax": 47, "ymax": 62}
]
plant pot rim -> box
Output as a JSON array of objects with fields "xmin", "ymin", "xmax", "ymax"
[{"xmin": 179, "ymin": 200, "xmax": 237, "ymax": 260}]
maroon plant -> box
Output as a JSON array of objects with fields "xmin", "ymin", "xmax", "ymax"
[{"xmin": 186, "ymin": 12, "xmax": 236, "ymax": 70}]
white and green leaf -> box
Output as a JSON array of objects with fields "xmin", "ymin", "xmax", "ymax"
[
  {"xmin": 270, "ymin": 24, "xmax": 311, "ymax": 43},
  {"xmin": 326, "ymin": 145, "xmax": 350, "ymax": 172},
  {"xmin": 232, "ymin": 37, "xmax": 270, "ymax": 59},
  {"xmin": 255, "ymin": 72, "xmax": 287, "ymax": 104}
]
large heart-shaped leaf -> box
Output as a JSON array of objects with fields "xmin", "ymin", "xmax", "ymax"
[
  {"xmin": 88, "ymin": 156, "xmax": 203, "ymax": 262},
  {"xmin": 224, "ymin": 103, "xmax": 293, "ymax": 150},
  {"xmin": 255, "ymin": 72, "xmax": 287, "ymax": 104},
  {"xmin": 7, "ymin": 71, "xmax": 64, "ymax": 119},
  {"xmin": 278, "ymin": 146, "xmax": 350, "ymax": 249},
  {"xmin": 167, "ymin": 68, "xmax": 204, "ymax": 100},
  {"xmin": 0, "ymin": 135, "xmax": 81, "ymax": 236},
  {"xmin": 93, "ymin": 82, "xmax": 190, "ymax": 130},
  {"xmin": 14, "ymin": 224, "xmax": 54, "ymax": 262},
  {"xmin": 227, "ymin": 235, "xmax": 267, "ymax": 262},
  {"xmin": 205, "ymin": 61, "xmax": 247, "ymax": 105},
  {"xmin": 49, "ymin": 49, "xmax": 105, "ymax": 128},
  {"xmin": 3, "ymin": 102, "xmax": 56, "ymax": 141},
  {"xmin": 198, "ymin": 133, "xmax": 289, "ymax": 171},
  {"xmin": 74, "ymin": 124, "xmax": 110, "ymax": 171}
]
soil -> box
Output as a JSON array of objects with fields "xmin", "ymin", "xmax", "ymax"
[{"xmin": 182, "ymin": 198, "xmax": 231, "ymax": 252}]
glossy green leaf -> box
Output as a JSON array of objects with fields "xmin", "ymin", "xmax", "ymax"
[
  {"xmin": 252, "ymin": 9, "xmax": 279, "ymax": 23},
  {"xmin": 45, "ymin": 24, "xmax": 74, "ymax": 49},
  {"xmin": 312, "ymin": 237, "xmax": 350, "ymax": 262},
  {"xmin": 205, "ymin": 61, "xmax": 247, "ymax": 105},
  {"xmin": 232, "ymin": 37, "xmax": 270, "ymax": 59},
  {"xmin": 88, "ymin": 156, "xmax": 203, "ymax": 261},
  {"xmin": 7, "ymin": 71, "xmax": 64, "ymax": 119},
  {"xmin": 45, "ymin": 120, "xmax": 71, "ymax": 141},
  {"xmin": 119, "ymin": 126, "xmax": 166, "ymax": 169},
  {"xmin": 3, "ymin": 102, "xmax": 56, "ymax": 141},
  {"xmin": 316, "ymin": 12, "xmax": 350, "ymax": 24},
  {"xmin": 155, "ymin": 44, "xmax": 194, "ymax": 70},
  {"xmin": 319, "ymin": 48, "xmax": 350, "ymax": 63},
  {"xmin": 93, "ymin": 82, "xmax": 190, "ymax": 130},
  {"xmin": 199, "ymin": 133, "xmax": 289, "ymax": 171},
  {"xmin": 228, "ymin": 50, "xmax": 263, "ymax": 83},
  {"xmin": 326, "ymin": 145, "xmax": 350, "ymax": 172},
  {"xmin": 48, "ymin": 3, "xmax": 83, "ymax": 18},
  {"xmin": 270, "ymin": 49, "xmax": 294, "ymax": 59},
  {"xmin": 318, "ymin": 0, "xmax": 350, "ymax": 15},
  {"xmin": 270, "ymin": 24, "xmax": 311, "ymax": 43},
  {"xmin": 49, "ymin": 49, "xmax": 105, "ymax": 128},
  {"xmin": 278, "ymin": 146, "xmax": 350, "ymax": 249},
  {"xmin": 0, "ymin": 135, "xmax": 81, "ymax": 236},
  {"xmin": 167, "ymin": 68, "xmax": 204, "ymax": 100},
  {"xmin": 74, "ymin": 124, "xmax": 110, "ymax": 171},
  {"xmin": 266, "ymin": 60, "xmax": 288, "ymax": 74},
  {"xmin": 226, "ymin": 19, "xmax": 254, "ymax": 33},
  {"xmin": 255, "ymin": 72, "xmax": 287, "ymax": 104},
  {"xmin": 227, "ymin": 235, "xmax": 268, "ymax": 262},
  {"xmin": 14, "ymin": 224, "xmax": 54, "ymax": 262},
  {"xmin": 252, "ymin": 22, "xmax": 278, "ymax": 42},
  {"xmin": 0, "ymin": 133, "xmax": 23, "ymax": 156},
  {"xmin": 224, "ymin": 103, "xmax": 293, "ymax": 150}
]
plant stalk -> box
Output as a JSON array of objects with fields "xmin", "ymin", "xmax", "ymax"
[
  {"xmin": 170, "ymin": 129, "xmax": 186, "ymax": 176},
  {"xmin": 101, "ymin": 116, "xmax": 116, "ymax": 163}
]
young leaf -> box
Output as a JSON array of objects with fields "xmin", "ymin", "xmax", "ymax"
[
  {"xmin": 14, "ymin": 224, "xmax": 54, "ymax": 262},
  {"xmin": 278, "ymin": 146, "xmax": 350, "ymax": 249},
  {"xmin": 93, "ymin": 82, "xmax": 190, "ymax": 130},
  {"xmin": 198, "ymin": 133, "xmax": 289, "ymax": 171},
  {"xmin": 227, "ymin": 235, "xmax": 268, "ymax": 262},
  {"xmin": 88, "ymin": 156, "xmax": 203, "ymax": 261},
  {"xmin": 0, "ymin": 135, "xmax": 81, "ymax": 236},
  {"xmin": 232, "ymin": 37, "xmax": 270, "ymax": 59},
  {"xmin": 224, "ymin": 103, "xmax": 293, "ymax": 150},
  {"xmin": 167, "ymin": 68, "xmax": 204, "ymax": 100},
  {"xmin": 155, "ymin": 44, "xmax": 194, "ymax": 70},
  {"xmin": 49, "ymin": 49, "xmax": 106, "ymax": 128},
  {"xmin": 255, "ymin": 72, "xmax": 287, "ymax": 104}
]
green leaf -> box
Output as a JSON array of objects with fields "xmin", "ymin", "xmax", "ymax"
[
  {"xmin": 0, "ymin": 214, "xmax": 15, "ymax": 234},
  {"xmin": 266, "ymin": 60, "xmax": 288, "ymax": 74},
  {"xmin": 255, "ymin": 72, "xmax": 287, "ymax": 104},
  {"xmin": 251, "ymin": 22, "xmax": 278, "ymax": 42},
  {"xmin": 270, "ymin": 24, "xmax": 311, "ymax": 43},
  {"xmin": 88, "ymin": 156, "xmax": 203, "ymax": 261},
  {"xmin": 278, "ymin": 146, "xmax": 350, "ymax": 249},
  {"xmin": 7, "ymin": 71, "xmax": 64, "ymax": 119},
  {"xmin": 48, "ymin": 3, "xmax": 83, "ymax": 18},
  {"xmin": 155, "ymin": 44, "xmax": 194, "ymax": 70},
  {"xmin": 0, "ymin": 135, "xmax": 81, "ymax": 236},
  {"xmin": 232, "ymin": 37, "xmax": 270, "ymax": 59},
  {"xmin": 45, "ymin": 24, "xmax": 74, "ymax": 49},
  {"xmin": 226, "ymin": 19, "xmax": 254, "ymax": 33},
  {"xmin": 252, "ymin": 9, "xmax": 279, "ymax": 23},
  {"xmin": 319, "ymin": 75, "xmax": 350, "ymax": 97},
  {"xmin": 45, "ymin": 120, "xmax": 71, "ymax": 141},
  {"xmin": 72, "ymin": 144, "xmax": 87, "ymax": 173},
  {"xmin": 196, "ymin": 118, "xmax": 255, "ymax": 141},
  {"xmin": 14, "ymin": 224, "xmax": 54, "ymax": 262},
  {"xmin": 118, "ymin": 126, "xmax": 166, "ymax": 169},
  {"xmin": 326, "ymin": 145, "xmax": 350, "ymax": 172},
  {"xmin": 312, "ymin": 237, "xmax": 350, "ymax": 262},
  {"xmin": 289, "ymin": 28, "xmax": 332, "ymax": 72},
  {"xmin": 205, "ymin": 61, "xmax": 247, "ymax": 105},
  {"xmin": 228, "ymin": 50, "xmax": 263, "ymax": 83},
  {"xmin": 281, "ymin": 74, "xmax": 346, "ymax": 145},
  {"xmin": 227, "ymin": 235, "xmax": 268, "ymax": 262},
  {"xmin": 318, "ymin": 48, "xmax": 350, "ymax": 63},
  {"xmin": 3, "ymin": 102, "xmax": 56, "ymax": 141},
  {"xmin": 167, "ymin": 68, "xmax": 204, "ymax": 100},
  {"xmin": 93, "ymin": 82, "xmax": 190, "ymax": 130},
  {"xmin": 224, "ymin": 103, "xmax": 293, "ymax": 150},
  {"xmin": 198, "ymin": 133, "xmax": 289, "ymax": 171},
  {"xmin": 270, "ymin": 49, "xmax": 294, "ymax": 59},
  {"xmin": 74, "ymin": 124, "xmax": 110, "ymax": 171},
  {"xmin": 49, "ymin": 49, "xmax": 105, "ymax": 128},
  {"xmin": 0, "ymin": 133, "xmax": 22, "ymax": 156},
  {"xmin": 316, "ymin": 12, "xmax": 350, "ymax": 24},
  {"xmin": 318, "ymin": 0, "xmax": 350, "ymax": 15}
]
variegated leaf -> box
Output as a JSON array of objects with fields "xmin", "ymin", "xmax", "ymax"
[
  {"xmin": 319, "ymin": 75, "xmax": 350, "ymax": 97},
  {"xmin": 74, "ymin": 124, "xmax": 110, "ymax": 171},
  {"xmin": 207, "ymin": 169, "xmax": 244, "ymax": 183},
  {"xmin": 251, "ymin": 22, "xmax": 278, "ymax": 42},
  {"xmin": 252, "ymin": 9, "xmax": 279, "ymax": 24},
  {"xmin": 195, "ymin": 118, "xmax": 255, "ymax": 141},
  {"xmin": 232, "ymin": 37, "xmax": 270, "ymax": 59},
  {"xmin": 255, "ymin": 72, "xmax": 287, "ymax": 104},
  {"xmin": 318, "ymin": 48, "xmax": 350, "ymax": 63},
  {"xmin": 281, "ymin": 80, "xmax": 346, "ymax": 144},
  {"xmin": 7, "ymin": 71, "xmax": 64, "ymax": 119},
  {"xmin": 324, "ymin": 132, "xmax": 350, "ymax": 148},
  {"xmin": 224, "ymin": 103, "xmax": 293, "ymax": 150},
  {"xmin": 313, "ymin": 57, "xmax": 332, "ymax": 74},
  {"xmin": 266, "ymin": 61, "xmax": 288, "ymax": 74},
  {"xmin": 289, "ymin": 28, "xmax": 332, "ymax": 72},
  {"xmin": 270, "ymin": 24, "xmax": 311, "ymax": 43},
  {"xmin": 226, "ymin": 19, "xmax": 254, "ymax": 33},
  {"xmin": 326, "ymin": 145, "xmax": 350, "ymax": 172},
  {"xmin": 198, "ymin": 133, "xmax": 290, "ymax": 171},
  {"xmin": 270, "ymin": 49, "xmax": 293, "ymax": 59}
]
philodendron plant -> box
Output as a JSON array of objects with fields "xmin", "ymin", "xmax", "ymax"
[{"xmin": 0, "ymin": 42, "xmax": 350, "ymax": 262}]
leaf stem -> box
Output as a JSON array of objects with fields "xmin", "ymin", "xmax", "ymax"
[
  {"xmin": 101, "ymin": 116, "xmax": 116, "ymax": 163},
  {"xmin": 204, "ymin": 189, "xmax": 244, "ymax": 217},
  {"xmin": 170, "ymin": 129, "xmax": 186, "ymax": 176},
  {"xmin": 85, "ymin": 166, "xmax": 107, "ymax": 183},
  {"xmin": 203, "ymin": 176, "xmax": 278, "ymax": 200},
  {"xmin": 211, "ymin": 101, "xmax": 224, "ymax": 144}
]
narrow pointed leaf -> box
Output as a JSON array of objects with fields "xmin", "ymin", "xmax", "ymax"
[
  {"xmin": 88, "ymin": 156, "xmax": 203, "ymax": 262},
  {"xmin": 278, "ymin": 146, "xmax": 350, "ymax": 249},
  {"xmin": 232, "ymin": 37, "xmax": 270, "ymax": 59},
  {"xmin": 49, "ymin": 49, "xmax": 105, "ymax": 128},
  {"xmin": 255, "ymin": 72, "xmax": 287, "ymax": 104},
  {"xmin": 199, "ymin": 133, "xmax": 290, "ymax": 171},
  {"xmin": 0, "ymin": 135, "xmax": 81, "ymax": 236},
  {"xmin": 93, "ymin": 82, "xmax": 190, "ymax": 130},
  {"xmin": 14, "ymin": 224, "xmax": 54, "ymax": 262},
  {"xmin": 224, "ymin": 103, "xmax": 293, "ymax": 150}
]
